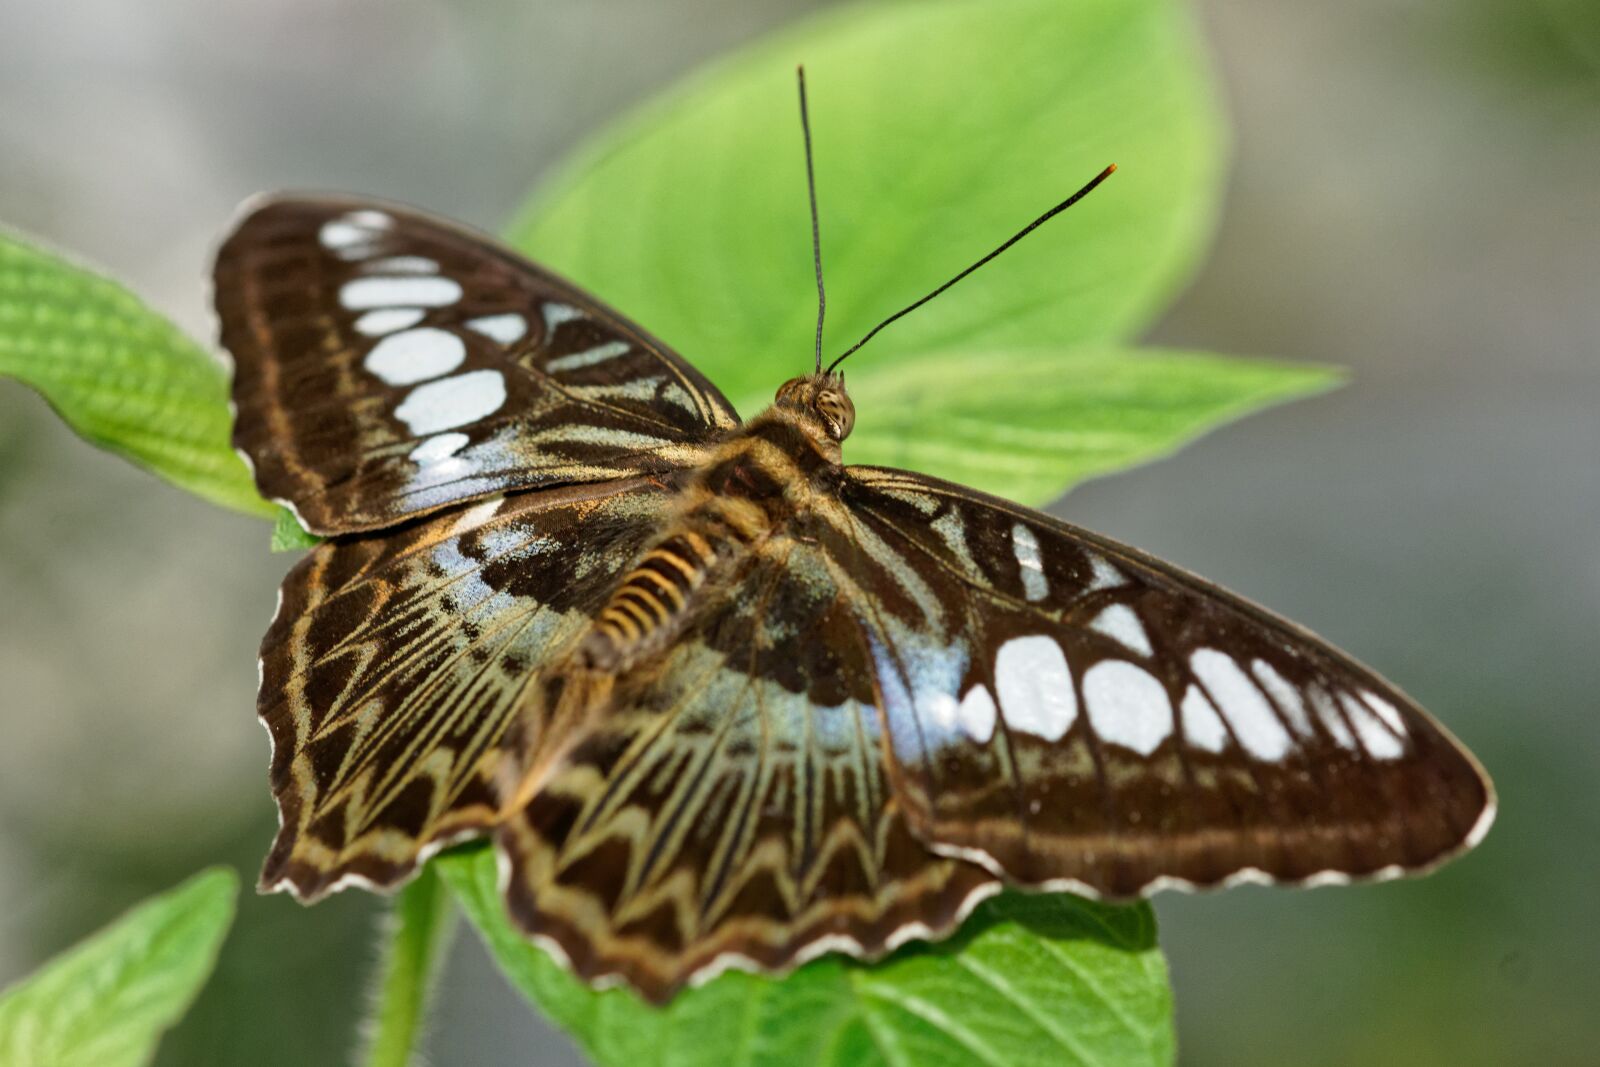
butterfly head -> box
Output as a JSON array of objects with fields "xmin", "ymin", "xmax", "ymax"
[{"xmin": 774, "ymin": 373, "xmax": 855, "ymax": 443}]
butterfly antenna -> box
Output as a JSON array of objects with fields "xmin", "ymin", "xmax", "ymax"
[
  {"xmin": 798, "ymin": 66, "xmax": 826, "ymax": 375},
  {"xmin": 826, "ymin": 163, "xmax": 1117, "ymax": 374}
]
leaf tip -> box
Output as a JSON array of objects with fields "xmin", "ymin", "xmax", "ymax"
[{"xmin": 271, "ymin": 508, "xmax": 323, "ymax": 552}]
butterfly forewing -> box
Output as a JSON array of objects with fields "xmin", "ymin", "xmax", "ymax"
[
  {"xmin": 259, "ymin": 478, "xmax": 674, "ymax": 899},
  {"xmin": 217, "ymin": 197, "xmax": 739, "ymax": 534},
  {"xmin": 839, "ymin": 466, "xmax": 1494, "ymax": 896}
]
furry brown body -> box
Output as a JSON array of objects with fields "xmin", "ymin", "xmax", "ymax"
[{"xmin": 519, "ymin": 377, "xmax": 854, "ymax": 806}]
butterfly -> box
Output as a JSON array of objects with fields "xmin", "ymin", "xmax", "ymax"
[{"xmin": 216, "ymin": 164, "xmax": 1493, "ymax": 1004}]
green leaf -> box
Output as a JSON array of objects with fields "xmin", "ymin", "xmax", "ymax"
[
  {"xmin": 845, "ymin": 346, "xmax": 1342, "ymax": 506},
  {"xmin": 438, "ymin": 848, "xmax": 1172, "ymax": 1067},
  {"xmin": 0, "ymin": 233, "xmax": 272, "ymax": 517},
  {"xmin": 509, "ymin": 0, "xmax": 1225, "ymax": 414},
  {"xmin": 271, "ymin": 508, "xmax": 323, "ymax": 552},
  {"xmin": 0, "ymin": 868, "xmax": 238, "ymax": 1067}
]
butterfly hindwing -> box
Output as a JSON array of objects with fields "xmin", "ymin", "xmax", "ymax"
[
  {"xmin": 259, "ymin": 478, "xmax": 674, "ymax": 899},
  {"xmin": 217, "ymin": 197, "xmax": 739, "ymax": 534},
  {"xmin": 495, "ymin": 535, "xmax": 1000, "ymax": 1000},
  {"xmin": 838, "ymin": 466, "xmax": 1494, "ymax": 896}
]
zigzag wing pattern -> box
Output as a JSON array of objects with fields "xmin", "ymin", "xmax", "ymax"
[
  {"xmin": 495, "ymin": 536, "xmax": 999, "ymax": 1000},
  {"xmin": 259, "ymin": 479, "xmax": 673, "ymax": 899}
]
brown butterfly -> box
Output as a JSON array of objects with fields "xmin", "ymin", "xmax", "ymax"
[{"xmin": 216, "ymin": 89, "xmax": 1492, "ymax": 1004}]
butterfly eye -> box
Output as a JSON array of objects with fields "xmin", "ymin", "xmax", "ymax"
[{"xmin": 817, "ymin": 390, "xmax": 855, "ymax": 441}]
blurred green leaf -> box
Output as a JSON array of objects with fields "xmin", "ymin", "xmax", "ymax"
[
  {"xmin": 0, "ymin": 234, "xmax": 271, "ymax": 517},
  {"xmin": 271, "ymin": 508, "xmax": 322, "ymax": 552},
  {"xmin": 0, "ymin": 868, "xmax": 238, "ymax": 1067},
  {"xmin": 439, "ymin": 848, "xmax": 1172, "ymax": 1067},
  {"xmin": 510, "ymin": 0, "xmax": 1226, "ymax": 425},
  {"xmin": 1537, "ymin": 0, "xmax": 1600, "ymax": 71},
  {"xmin": 846, "ymin": 346, "xmax": 1341, "ymax": 506}
]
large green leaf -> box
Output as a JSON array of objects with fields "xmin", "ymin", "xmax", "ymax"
[
  {"xmin": 439, "ymin": 848, "xmax": 1173, "ymax": 1067},
  {"xmin": 0, "ymin": 868, "xmax": 238, "ymax": 1067},
  {"xmin": 0, "ymin": 234, "xmax": 271, "ymax": 517},
  {"xmin": 846, "ymin": 345, "xmax": 1341, "ymax": 506},
  {"xmin": 510, "ymin": 0, "xmax": 1226, "ymax": 423}
]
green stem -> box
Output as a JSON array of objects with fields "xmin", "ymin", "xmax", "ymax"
[{"xmin": 362, "ymin": 864, "xmax": 457, "ymax": 1067}]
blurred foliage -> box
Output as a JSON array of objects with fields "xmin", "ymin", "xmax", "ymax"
[
  {"xmin": 1433, "ymin": 0, "xmax": 1600, "ymax": 91},
  {"xmin": 0, "ymin": 869, "xmax": 236, "ymax": 1067}
]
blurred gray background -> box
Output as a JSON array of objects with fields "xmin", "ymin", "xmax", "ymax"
[{"xmin": 1, "ymin": 1, "xmax": 1595, "ymax": 1064}]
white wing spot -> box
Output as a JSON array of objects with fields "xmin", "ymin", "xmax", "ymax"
[
  {"xmin": 394, "ymin": 369, "xmax": 506, "ymax": 434},
  {"xmin": 1086, "ymin": 554, "xmax": 1126, "ymax": 591},
  {"xmin": 883, "ymin": 489, "xmax": 939, "ymax": 516},
  {"xmin": 408, "ymin": 432, "xmax": 469, "ymax": 465},
  {"xmin": 344, "ymin": 209, "xmax": 393, "ymax": 228},
  {"xmin": 1010, "ymin": 523, "xmax": 1048, "ymax": 601},
  {"xmin": 1251, "ymin": 659, "xmax": 1313, "ymax": 736},
  {"xmin": 659, "ymin": 382, "xmax": 698, "ymax": 413},
  {"xmin": 1308, "ymin": 686, "xmax": 1357, "ymax": 749},
  {"xmin": 932, "ymin": 509, "xmax": 970, "ymax": 562},
  {"xmin": 957, "ymin": 685, "xmax": 997, "ymax": 744},
  {"xmin": 995, "ymin": 636, "xmax": 1076, "ymax": 741},
  {"xmin": 318, "ymin": 221, "xmax": 366, "ymax": 250},
  {"xmin": 920, "ymin": 690, "xmax": 960, "ymax": 735},
  {"xmin": 1179, "ymin": 685, "xmax": 1228, "ymax": 752},
  {"xmin": 363, "ymin": 255, "xmax": 437, "ymax": 274},
  {"xmin": 363, "ymin": 327, "xmax": 466, "ymax": 386},
  {"xmin": 1340, "ymin": 692, "xmax": 1405, "ymax": 759},
  {"xmin": 542, "ymin": 302, "xmax": 584, "ymax": 332},
  {"xmin": 451, "ymin": 496, "xmax": 503, "ymax": 534},
  {"xmin": 1089, "ymin": 603, "xmax": 1153, "ymax": 657},
  {"xmin": 1360, "ymin": 690, "xmax": 1408, "ymax": 737},
  {"xmin": 354, "ymin": 308, "xmax": 425, "ymax": 336},
  {"xmin": 340, "ymin": 276, "xmax": 463, "ymax": 310},
  {"xmin": 466, "ymin": 313, "xmax": 528, "ymax": 345},
  {"xmin": 568, "ymin": 375, "xmax": 666, "ymax": 405},
  {"xmin": 1190, "ymin": 649, "xmax": 1293, "ymax": 761},
  {"xmin": 318, "ymin": 209, "xmax": 392, "ymax": 252},
  {"xmin": 548, "ymin": 340, "xmax": 631, "ymax": 373},
  {"xmin": 1083, "ymin": 661, "xmax": 1172, "ymax": 755}
]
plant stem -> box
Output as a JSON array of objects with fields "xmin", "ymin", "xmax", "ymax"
[{"xmin": 361, "ymin": 864, "xmax": 457, "ymax": 1067}]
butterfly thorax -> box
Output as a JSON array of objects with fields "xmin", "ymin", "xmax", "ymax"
[
  {"xmin": 576, "ymin": 373, "xmax": 851, "ymax": 674},
  {"xmin": 507, "ymin": 380, "xmax": 853, "ymax": 807}
]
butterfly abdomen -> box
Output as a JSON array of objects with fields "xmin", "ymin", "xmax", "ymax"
[
  {"xmin": 582, "ymin": 532, "xmax": 722, "ymax": 669},
  {"xmin": 579, "ymin": 408, "xmax": 836, "ymax": 672}
]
